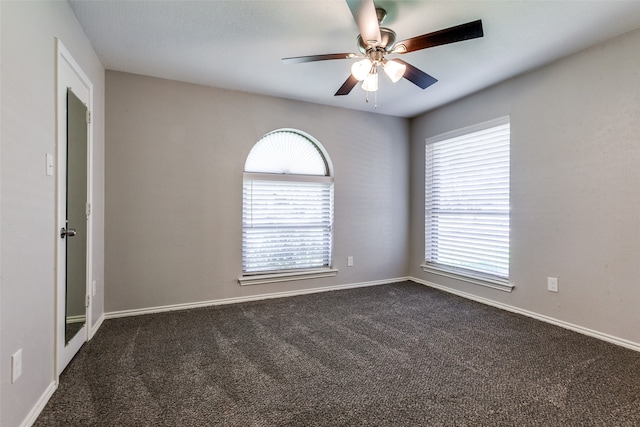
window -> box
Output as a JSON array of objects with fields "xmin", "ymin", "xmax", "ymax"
[
  {"xmin": 240, "ymin": 129, "xmax": 335, "ymax": 285},
  {"xmin": 423, "ymin": 117, "xmax": 512, "ymax": 292}
]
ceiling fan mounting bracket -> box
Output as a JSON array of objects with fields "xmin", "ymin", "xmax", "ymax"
[{"xmin": 375, "ymin": 7, "xmax": 387, "ymax": 25}]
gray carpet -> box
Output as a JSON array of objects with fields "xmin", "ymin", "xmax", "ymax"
[{"xmin": 35, "ymin": 281, "xmax": 640, "ymax": 426}]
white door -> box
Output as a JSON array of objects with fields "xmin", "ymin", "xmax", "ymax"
[{"xmin": 56, "ymin": 41, "xmax": 92, "ymax": 375}]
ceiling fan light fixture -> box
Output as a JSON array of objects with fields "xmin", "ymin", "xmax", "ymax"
[
  {"xmin": 351, "ymin": 58, "xmax": 372, "ymax": 81},
  {"xmin": 383, "ymin": 59, "xmax": 407, "ymax": 83},
  {"xmin": 361, "ymin": 71, "xmax": 378, "ymax": 92}
]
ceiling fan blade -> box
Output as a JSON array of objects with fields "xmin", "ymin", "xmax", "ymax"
[
  {"xmin": 346, "ymin": 0, "xmax": 381, "ymax": 47},
  {"xmin": 394, "ymin": 59, "xmax": 438, "ymax": 89},
  {"xmin": 282, "ymin": 53, "xmax": 357, "ymax": 64},
  {"xmin": 335, "ymin": 75, "xmax": 359, "ymax": 96},
  {"xmin": 394, "ymin": 20, "xmax": 483, "ymax": 54}
]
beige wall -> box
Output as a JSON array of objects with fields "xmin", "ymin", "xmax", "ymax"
[
  {"xmin": 105, "ymin": 71, "xmax": 410, "ymax": 312},
  {"xmin": 410, "ymin": 27, "xmax": 640, "ymax": 346},
  {"xmin": 0, "ymin": 1, "xmax": 105, "ymax": 426}
]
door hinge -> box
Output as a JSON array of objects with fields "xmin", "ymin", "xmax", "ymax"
[
  {"xmin": 86, "ymin": 294, "xmax": 90, "ymax": 308},
  {"xmin": 86, "ymin": 202, "xmax": 91, "ymax": 217},
  {"xmin": 86, "ymin": 110, "xmax": 92, "ymax": 124}
]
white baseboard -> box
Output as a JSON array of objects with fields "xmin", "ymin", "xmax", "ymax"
[
  {"xmin": 21, "ymin": 381, "xmax": 57, "ymax": 427},
  {"xmin": 66, "ymin": 315, "xmax": 86, "ymax": 324},
  {"xmin": 89, "ymin": 313, "xmax": 105, "ymax": 340},
  {"xmin": 410, "ymin": 276, "xmax": 640, "ymax": 353},
  {"xmin": 105, "ymin": 277, "xmax": 411, "ymax": 319}
]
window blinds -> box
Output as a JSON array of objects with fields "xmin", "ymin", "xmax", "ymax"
[
  {"xmin": 242, "ymin": 178, "xmax": 334, "ymax": 273},
  {"xmin": 244, "ymin": 130, "xmax": 328, "ymax": 176},
  {"xmin": 425, "ymin": 121, "xmax": 510, "ymax": 279}
]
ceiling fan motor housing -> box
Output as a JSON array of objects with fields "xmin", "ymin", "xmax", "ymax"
[{"xmin": 357, "ymin": 27, "xmax": 397, "ymax": 53}]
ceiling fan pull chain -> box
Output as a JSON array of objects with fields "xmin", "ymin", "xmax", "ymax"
[{"xmin": 364, "ymin": 87, "xmax": 378, "ymax": 108}]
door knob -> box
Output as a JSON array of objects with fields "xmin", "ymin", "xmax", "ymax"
[{"xmin": 60, "ymin": 227, "xmax": 77, "ymax": 238}]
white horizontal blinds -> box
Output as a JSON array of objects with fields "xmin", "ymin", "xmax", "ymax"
[
  {"xmin": 244, "ymin": 130, "xmax": 328, "ymax": 176},
  {"xmin": 242, "ymin": 129, "xmax": 333, "ymax": 274},
  {"xmin": 243, "ymin": 179, "xmax": 333, "ymax": 273},
  {"xmin": 425, "ymin": 122, "xmax": 510, "ymax": 279}
]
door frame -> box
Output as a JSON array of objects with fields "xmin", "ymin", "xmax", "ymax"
[{"xmin": 55, "ymin": 39, "xmax": 94, "ymax": 377}]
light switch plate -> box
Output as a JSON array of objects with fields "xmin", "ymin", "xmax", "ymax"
[
  {"xmin": 46, "ymin": 153, "xmax": 54, "ymax": 176},
  {"xmin": 12, "ymin": 349, "xmax": 22, "ymax": 383}
]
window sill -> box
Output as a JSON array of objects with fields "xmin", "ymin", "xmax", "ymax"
[
  {"xmin": 420, "ymin": 264, "xmax": 514, "ymax": 292},
  {"xmin": 238, "ymin": 268, "xmax": 339, "ymax": 286}
]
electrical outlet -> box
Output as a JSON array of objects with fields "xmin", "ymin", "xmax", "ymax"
[
  {"xmin": 12, "ymin": 349, "xmax": 22, "ymax": 383},
  {"xmin": 347, "ymin": 256, "xmax": 354, "ymax": 267},
  {"xmin": 547, "ymin": 277, "xmax": 559, "ymax": 293}
]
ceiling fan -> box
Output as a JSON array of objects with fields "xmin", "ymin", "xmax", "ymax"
[{"xmin": 282, "ymin": 0, "xmax": 484, "ymax": 98}]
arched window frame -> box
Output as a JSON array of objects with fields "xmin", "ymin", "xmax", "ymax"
[{"xmin": 239, "ymin": 129, "xmax": 337, "ymax": 285}]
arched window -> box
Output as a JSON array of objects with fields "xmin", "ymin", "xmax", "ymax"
[{"xmin": 241, "ymin": 129, "xmax": 334, "ymax": 281}]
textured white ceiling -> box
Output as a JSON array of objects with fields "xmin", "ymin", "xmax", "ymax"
[{"xmin": 69, "ymin": 0, "xmax": 640, "ymax": 118}]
